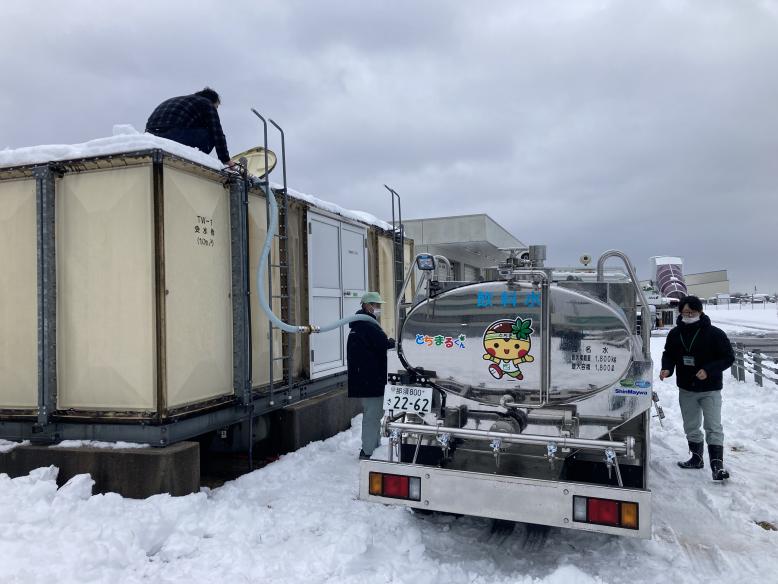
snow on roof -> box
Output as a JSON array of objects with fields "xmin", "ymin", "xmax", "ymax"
[
  {"xmin": 0, "ymin": 125, "xmax": 392, "ymax": 231},
  {"xmin": 651, "ymin": 256, "xmax": 683, "ymax": 265},
  {"xmin": 0, "ymin": 124, "xmax": 225, "ymax": 171},
  {"xmin": 278, "ymin": 184, "xmax": 391, "ymax": 231}
]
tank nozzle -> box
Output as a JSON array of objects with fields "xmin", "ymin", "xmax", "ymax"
[{"xmin": 546, "ymin": 441, "xmax": 558, "ymax": 468}]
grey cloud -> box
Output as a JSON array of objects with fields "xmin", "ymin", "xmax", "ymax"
[{"xmin": 1, "ymin": 0, "xmax": 776, "ymax": 292}]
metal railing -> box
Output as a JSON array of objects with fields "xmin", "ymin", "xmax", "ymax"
[
  {"xmin": 596, "ymin": 250, "xmax": 652, "ymax": 360},
  {"xmin": 731, "ymin": 341, "xmax": 778, "ymax": 387}
]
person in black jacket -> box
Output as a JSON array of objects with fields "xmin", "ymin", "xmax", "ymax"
[
  {"xmin": 660, "ymin": 295, "xmax": 734, "ymax": 480},
  {"xmin": 146, "ymin": 87, "xmax": 232, "ymax": 165},
  {"xmin": 347, "ymin": 292, "xmax": 395, "ymax": 460}
]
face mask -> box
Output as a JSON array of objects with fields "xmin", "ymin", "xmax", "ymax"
[
  {"xmin": 373, "ymin": 308, "xmax": 382, "ymax": 318},
  {"xmin": 682, "ymin": 315, "xmax": 700, "ymax": 324}
]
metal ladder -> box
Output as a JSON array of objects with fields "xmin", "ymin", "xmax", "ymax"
[
  {"xmin": 385, "ymin": 185, "xmax": 404, "ymax": 303},
  {"xmin": 267, "ymin": 119, "xmax": 295, "ymax": 405},
  {"xmin": 251, "ymin": 110, "xmax": 295, "ymax": 406}
]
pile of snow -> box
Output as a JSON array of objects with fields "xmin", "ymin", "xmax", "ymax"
[
  {"xmin": 50, "ymin": 440, "xmax": 149, "ymax": 450},
  {"xmin": 0, "ymin": 439, "xmax": 29, "ymax": 454},
  {"xmin": 2, "ymin": 314, "xmax": 776, "ymax": 582},
  {"xmin": 0, "ymin": 125, "xmax": 225, "ymax": 171},
  {"xmin": 0, "ymin": 126, "xmax": 391, "ymax": 231}
]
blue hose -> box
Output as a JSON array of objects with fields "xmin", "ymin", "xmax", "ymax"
[{"xmin": 257, "ymin": 184, "xmax": 377, "ymax": 334}]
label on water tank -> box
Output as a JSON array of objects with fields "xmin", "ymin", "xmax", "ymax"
[
  {"xmin": 567, "ymin": 342, "xmax": 626, "ymax": 374},
  {"xmin": 194, "ymin": 215, "xmax": 216, "ymax": 248}
]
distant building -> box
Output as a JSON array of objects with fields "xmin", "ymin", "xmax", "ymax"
[
  {"xmin": 685, "ymin": 270, "xmax": 730, "ymax": 299},
  {"xmin": 402, "ymin": 214, "xmax": 525, "ymax": 280}
]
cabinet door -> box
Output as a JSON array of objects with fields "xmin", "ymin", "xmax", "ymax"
[{"xmin": 307, "ymin": 212, "xmax": 367, "ymax": 378}]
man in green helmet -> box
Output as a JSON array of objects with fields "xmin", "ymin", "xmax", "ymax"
[{"xmin": 347, "ymin": 292, "xmax": 395, "ymax": 460}]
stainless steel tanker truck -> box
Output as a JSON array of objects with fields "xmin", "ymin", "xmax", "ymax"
[{"xmin": 359, "ymin": 247, "xmax": 661, "ymax": 538}]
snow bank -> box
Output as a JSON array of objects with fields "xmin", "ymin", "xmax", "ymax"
[
  {"xmin": 50, "ymin": 440, "xmax": 150, "ymax": 450},
  {"xmin": 0, "ymin": 126, "xmax": 392, "ymax": 231},
  {"xmin": 0, "ymin": 439, "xmax": 29, "ymax": 454}
]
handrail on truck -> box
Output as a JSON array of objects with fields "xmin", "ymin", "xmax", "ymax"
[{"xmin": 596, "ymin": 250, "xmax": 652, "ymax": 360}]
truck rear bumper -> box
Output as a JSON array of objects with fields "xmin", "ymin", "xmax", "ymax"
[{"xmin": 359, "ymin": 460, "xmax": 651, "ymax": 538}]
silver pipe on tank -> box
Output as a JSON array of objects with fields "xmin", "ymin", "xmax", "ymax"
[
  {"xmin": 394, "ymin": 253, "xmax": 430, "ymax": 339},
  {"xmin": 596, "ymin": 250, "xmax": 651, "ymax": 359},
  {"xmin": 386, "ymin": 421, "xmax": 634, "ymax": 456},
  {"xmin": 541, "ymin": 277, "xmax": 551, "ymax": 404},
  {"xmin": 505, "ymin": 270, "xmax": 550, "ymax": 404}
]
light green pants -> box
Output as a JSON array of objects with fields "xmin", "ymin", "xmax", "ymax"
[
  {"xmin": 678, "ymin": 389, "xmax": 724, "ymax": 446},
  {"xmin": 360, "ymin": 397, "xmax": 384, "ymax": 455}
]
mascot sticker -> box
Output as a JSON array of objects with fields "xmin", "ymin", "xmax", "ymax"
[{"xmin": 482, "ymin": 317, "xmax": 535, "ymax": 380}]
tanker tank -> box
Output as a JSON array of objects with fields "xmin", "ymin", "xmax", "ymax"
[{"xmin": 396, "ymin": 267, "xmax": 653, "ymax": 441}]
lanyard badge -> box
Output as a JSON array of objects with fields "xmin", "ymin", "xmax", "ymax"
[{"xmin": 680, "ymin": 329, "xmax": 700, "ymax": 368}]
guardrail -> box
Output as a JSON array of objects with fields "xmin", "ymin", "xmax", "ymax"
[{"xmin": 731, "ymin": 339, "xmax": 778, "ymax": 387}]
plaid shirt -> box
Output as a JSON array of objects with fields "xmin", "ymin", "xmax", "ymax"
[{"xmin": 146, "ymin": 94, "xmax": 230, "ymax": 163}]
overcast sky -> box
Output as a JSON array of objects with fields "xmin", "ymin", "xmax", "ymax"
[{"xmin": 2, "ymin": 0, "xmax": 776, "ymax": 292}]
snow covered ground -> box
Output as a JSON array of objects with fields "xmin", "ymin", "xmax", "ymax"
[
  {"xmin": 1, "ymin": 310, "xmax": 777, "ymax": 583},
  {"xmin": 703, "ymin": 304, "xmax": 778, "ymax": 334}
]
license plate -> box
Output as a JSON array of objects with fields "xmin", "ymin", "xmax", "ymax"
[{"xmin": 383, "ymin": 384, "xmax": 433, "ymax": 414}]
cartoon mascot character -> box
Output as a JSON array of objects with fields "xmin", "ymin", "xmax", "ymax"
[{"xmin": 482, "ymin": 317, "xmax": 534, "ymax": 380}]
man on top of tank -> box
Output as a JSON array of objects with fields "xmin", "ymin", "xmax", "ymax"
[{"xmin": 146, "ymin": 87, "xmax": 232, "ymax": 165}]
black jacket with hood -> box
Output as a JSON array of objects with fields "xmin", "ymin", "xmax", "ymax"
[
  {"xmin": 347, "ymin": 309, "xmax": 395, "ymax": 398},
  {"xmin": 661, "ymin": 313, "xmax": 734, "ymax": 392}
]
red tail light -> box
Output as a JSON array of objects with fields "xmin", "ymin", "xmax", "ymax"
[
  {"xmin": 368, "ymin": 472, "xmax": 421, "ymax": 501},
  {"xmin": 573, "ymin": 496, "xmax": 639, "ymax": 530},
  {"xmin": 587, "ymin": 498, "xmax": 619, "ymax": 526},
  {"xmin": 383, "ymin": 474, "xmax": 409, "ymax": 498}
]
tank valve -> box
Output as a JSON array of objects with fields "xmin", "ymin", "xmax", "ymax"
[
  {"xmin": 389, "ymin": 428, "xmax": 402, "ymax": 462},
  {"xmin": 490, "ymin": 438, "xmax": 503, "ymax": 469},
  {"xmin": 652, "ymin": 391, "xmax": 665, "ymax": 427},
  {"xmin": 546, "ymin": 441, "xmax": 558, "ymax": 468},
  {"xmin": 605, "ymin": 447, "xmax": 616, "ymax": 480},
  {"xmin": 437, "ymin": 432, "xmax": 451, "ymax": 457}
]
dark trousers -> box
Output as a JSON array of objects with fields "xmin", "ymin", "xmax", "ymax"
[{"xmin": 149, "ymin": 127, "xmax": 214, "ymax": 155}]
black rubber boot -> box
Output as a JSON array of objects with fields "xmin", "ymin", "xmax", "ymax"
[
  {"xmin": 677, "ymin": 441, "xmax": 705, "ymax": 469},
  {"xmin": 708, "ymin": 445, "xmax": 730, "ymax": 480}
]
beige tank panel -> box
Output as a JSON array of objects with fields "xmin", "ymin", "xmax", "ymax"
[
  {"xmin": 377, "ymin": 235, "xmax": 397, "ymax": 338},
  {"xmin": 285, "ymin": 203, "xmax": 305, "ymax": 380},
  {"xmin": 163, "ymin": 167, "xmax": 234, "ymax": 409},
  {"xmin": 403, "ymin": 240, "xmax": 414, "ymax": 303},
  {"xmin": 57, "ymin": 166, "xmax": 156, "ymax": 411},
  {"xmin": 248, "ymin": 192, "xmax": 283, "ymax": 386},
  {"xmin": 0, "ymin": 179, "xmax": 38, "ymax": 408}
]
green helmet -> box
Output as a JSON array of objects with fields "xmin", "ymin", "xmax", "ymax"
[{"xmin": 360, "ymin": 291, "xmax": 385, "ymax": 304}]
